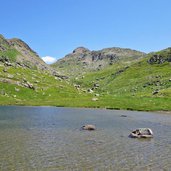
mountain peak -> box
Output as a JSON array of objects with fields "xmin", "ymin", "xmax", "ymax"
[
  {"xmin": 8, "ymin": 38, "xmax": 38, "ymax": 56},
  {"xmin": 52, "ymin": 46, "xmax": 146, "ymax": 77},
  {"xmin": 0, "ymin": 34, "xmax": 52, "ymax": 71},
  {"xmin": 73, "ymin": 47, "xmax": 90, "ymax": 54}
]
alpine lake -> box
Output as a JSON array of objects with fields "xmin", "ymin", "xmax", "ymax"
[{"xmin": 0, "ymin": 106, "xmax": 171, "ymax": 171}]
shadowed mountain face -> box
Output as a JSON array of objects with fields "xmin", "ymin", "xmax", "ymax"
[
  {"xmin": 0, "ymin": 35, "xmax": 51, "ymax": 71},
  {"xmin": 52, "ymin": 46, "xmax": 146, "ymax": 77}
]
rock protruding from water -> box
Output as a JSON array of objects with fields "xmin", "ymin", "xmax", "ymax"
[
  {"xmin": 129, "ymin": 128, "xmax": 153, "ymax": 138},
  {"xmin": 81, "ymin": 124, "xmax": 96, "ymax": 131}
]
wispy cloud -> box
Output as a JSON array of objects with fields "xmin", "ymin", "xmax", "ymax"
[{"xmin": 42, "ymin": 56, "xmax": 57, "ymax": 64}]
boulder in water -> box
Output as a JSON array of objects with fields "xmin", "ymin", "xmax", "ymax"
[
  {"xmin": 81, "ymin": 124, "xmax": 96, "ymax": 131},
  {"xmin": 129, "ymin": 128, "xmax": 153, "ymax": 138}
]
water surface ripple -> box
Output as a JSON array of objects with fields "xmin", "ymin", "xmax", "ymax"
[{"xmin": 0, "ymin": 106, "xmax": 171, "ymax": 170}]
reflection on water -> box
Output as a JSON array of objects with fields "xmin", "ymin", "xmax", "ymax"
[{"xmin": 0, "ymin": 106, "xmax": 171, "ymax": 170}]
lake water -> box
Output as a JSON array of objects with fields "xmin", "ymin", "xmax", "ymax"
[{"xmin": 0, "ymin": 106, "xmax": 171, "ymax": 171}]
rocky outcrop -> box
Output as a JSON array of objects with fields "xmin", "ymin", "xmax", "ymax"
[
  {"xmin": 91, "ymin": 51, "xmax": 119, "ymax": 62},
  {"xmin": 148, "ymin": 54, "xmax": 166, "ymax": 64},
  {"xmin": 52, "ymin": 71, "xmax": 69, "ymax": 80},
  {"xmin": 21, "ymin": 79, "xmax": 35, "ymax": 90},
  {"xmin": 0, "ymin": 77, "xmax": 36, "ymax": 90},
  {"xmin": 111, "ymin": 66, "xmax": 129, "ymax": 78},
  {"xmin": 148, "ymin": 48, "xmax": 171, "ymax": 64},
  {"xmin": 52, "ymin": 46, "xmax": 145, "ymax": 77}
]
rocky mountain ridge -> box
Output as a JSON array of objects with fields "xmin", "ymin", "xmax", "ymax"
[
  {"xmin": 0, "ymin": 34, "xmax": 51, "ymax": 71},
  {"xmin": 52, "ymin": 46, "xmax": 146, "ymax": 77}
]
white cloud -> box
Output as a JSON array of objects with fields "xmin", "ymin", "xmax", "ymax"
[{"xmin": 42, "ymin": 56, "xmax": 57, "ymax": 64}]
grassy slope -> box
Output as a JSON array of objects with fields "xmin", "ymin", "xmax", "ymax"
[
  {"xmin": 0, "ymin": 39, "xmax": 171, "ymax": 111},
  {"xmin": 0, "ymin": 35, "xmax": 19, "ymax": 62},
  {"xmin": 0, "ymin": 55, "xmax": 171, "ymax": 111},
  {"xmin": 72, "ymin": 57, "xmax": 171, "ymax": 111},
  {"xmin": 0, "ymin": 35, "xmax": 94, "ymax": 107},
  {"xmin": 0, "ymin": 65, "xmax": 94, "ymax": 106},
  {"xmin": 0, "ymin": 49, "xmax": 19, "ymax": 62}
]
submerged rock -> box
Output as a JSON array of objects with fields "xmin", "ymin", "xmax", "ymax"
[
  {"xmin": 120, "ymin": 115, "xmax": 127, "ymax": 117},
  {"xmin": 81, "ymin": 124, "xmax": 96, "ymax": 131},
  {"xmin": 129, "ymin": 128, "xmax": 153, "ymax": 138}
]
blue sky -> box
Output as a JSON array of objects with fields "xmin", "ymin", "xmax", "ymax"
[{"xmin": 1, "ymin": 0, "xmax": 171, "ymax": 62}]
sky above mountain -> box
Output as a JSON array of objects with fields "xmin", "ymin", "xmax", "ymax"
[{"xmin": 1, "ymin": 0, "xmax": 171, "ymax": 62}]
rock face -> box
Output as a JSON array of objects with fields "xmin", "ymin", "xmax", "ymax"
[
  {"xmin": 148, "ymin": 48, "xmax": 171, "ymax": 64},
  {"xmin": 52, "ymin": 46, "xmax": 146, "ymax": 77},
  {"xmin": 148, "ymin": 54, "xmax": 166, "ymax": 64}
]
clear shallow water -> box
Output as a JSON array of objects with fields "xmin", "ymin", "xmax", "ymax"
[{"xmin": 0, "ymin": 106, "xmax": 171, "ymax": 171}]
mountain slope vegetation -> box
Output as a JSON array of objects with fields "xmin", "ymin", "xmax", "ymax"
[
  {"xmin": 70, "ymin": 48, "xmax": 171, "ymax": 110},
  {"xmin": 0, "ymin": 34, "xmax": 171, "ymax": 111},
  {"xmin": 0, "ymin": 35, "xmax": 92, "ymax": 106},
  {"xmin": 0, "ymin": 64, "xmax": 93, "ymax": 106}
]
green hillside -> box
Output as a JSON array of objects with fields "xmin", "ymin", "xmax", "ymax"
[
  {"xmin": 0, "ymin": 64, "xmax": 94, "ymax": 106},
  {"xmin": 0, "ymin": 35, "xmax": 92, "ymax": 106},
  {"xmin": 0, "ymin": 35, "xmax": 19, "ymax": 62},
  {"xmin": 0, "ymin": 34, "xmax": 171, "ymax": 111},
  {"xmin": 71, "ymin": 49, "xmax": 171, "ymax": 111}
]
